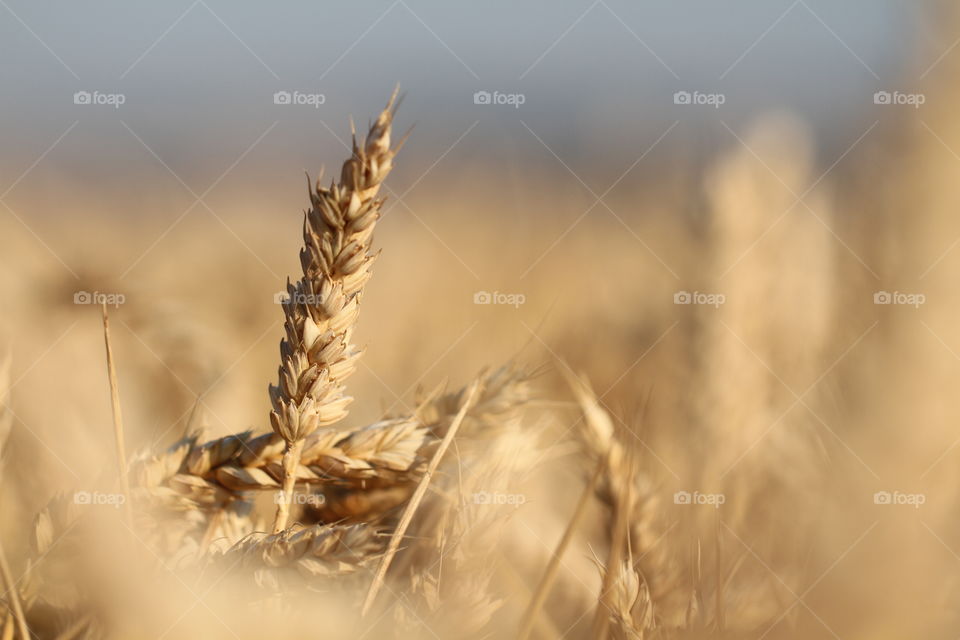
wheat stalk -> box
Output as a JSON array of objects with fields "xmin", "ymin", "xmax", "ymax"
[
  {"xmin": 0, "ymin": 355, "xmax": 29, "ymax": 640},
  {"xmin": 269, "ymin": 89, "xmax": 402, "ymax": 533},
  {"xmin": 100, "ymin": 304, "xmax": 133, "ymax": 530},
  {"xmin": 0, "ymin": 546, "xmax": 27, "ymax": 640},
  {"xmin": 0, "ymin": 534, "xmax": 27, "ymax": 640}
]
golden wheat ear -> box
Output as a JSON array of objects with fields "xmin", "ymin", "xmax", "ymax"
[{"xmin": 269, "ymin": 91, "xmax": 402, "ymax": 533}]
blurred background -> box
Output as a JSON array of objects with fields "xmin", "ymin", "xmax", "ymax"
[{"xmin": 2, "ymin": 0, "xmax": 960, "ymax": 637}]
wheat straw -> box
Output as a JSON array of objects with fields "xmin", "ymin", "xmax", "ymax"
[
  {"xmin": 0, "ymin": 539, "xmax": 27, "ymax": 640},
  {"xmin": 101, "ymin": 303, "xmax": 132, "ymax": 528},
  {"xmin": 0, "ymin": 355, "xmax": 28, "ymax": 640}
]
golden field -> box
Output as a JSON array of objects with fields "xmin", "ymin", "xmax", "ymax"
[{"xmin": 1, "ymin": 4, "xmax": 960, "ymax": 638}]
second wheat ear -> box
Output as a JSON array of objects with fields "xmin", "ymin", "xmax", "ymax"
[{"xmin": 270, "ymin": 89, "xmax": 403, "ymax": 533}]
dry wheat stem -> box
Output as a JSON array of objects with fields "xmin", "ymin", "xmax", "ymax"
[
  {"xmin": 101, "ymin": 303, "xmax": 132, "ymax": 528},
  {"xmin": 274, "ymin": 439, "xmax": 305, "ymax": 533},
  {"xmin": 0, "ymin": 540, "xmax": 27, "ymax": 640},
  {"xmin": 0, "ymin": 355, "xmax": 27, "ymax": 640},
  {"xmin": 361, "ymin": 379, "xmax": 481, "ymax": 617},
  {"xmin": 714, "ymin": 510, "xmax": 725, "ymax": 632},
  {"xmin": 518, "ymin": 456, "xmax": 604, "ymax": 640},
  {"xmin": 270, "ymin": 89, "xmax": 401, "ymax": 532},
  {"xmin": 0, "ymin": 354, "xmax": 11, "ymax": 456}
]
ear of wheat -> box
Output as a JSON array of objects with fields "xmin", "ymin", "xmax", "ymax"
[{"xmin": 269, "ymin": 89, "xmax": 401, "ymax": 533}]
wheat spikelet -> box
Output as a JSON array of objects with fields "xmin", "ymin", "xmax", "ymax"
[
  {"xmin": 604, "ymin": 555, "xmax": 654, "ymax": 640},
  {"xmin": 269, "ymin": 89, "xmax": 402, "ymax": 532}
]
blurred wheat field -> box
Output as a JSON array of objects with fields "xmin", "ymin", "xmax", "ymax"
[{"xmin": 3, "ymin": 2, "xmax": 960, "ymax": 639}]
